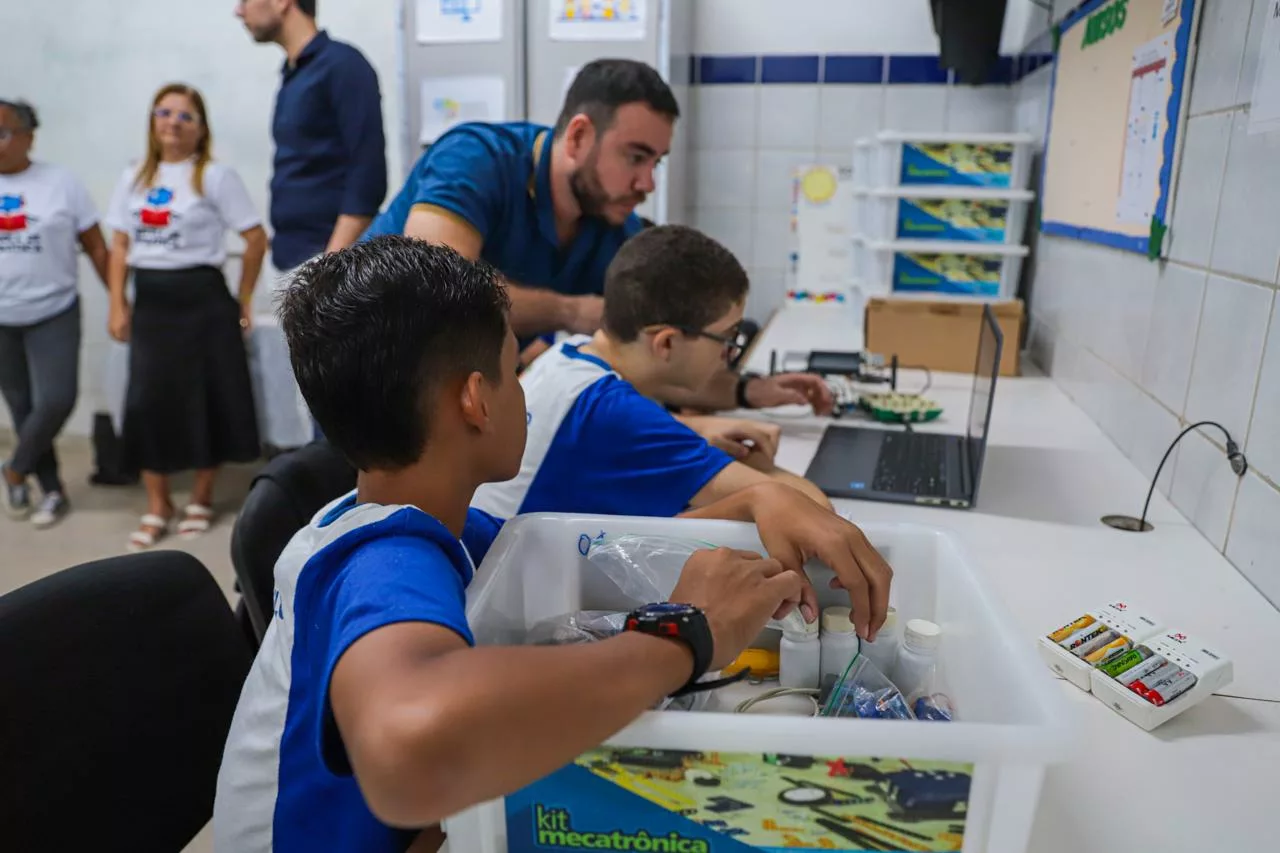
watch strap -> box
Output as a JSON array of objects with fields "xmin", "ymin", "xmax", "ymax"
[{"xmin": 736, "ymin": 372, "xmax": 762, "ymax": 409}]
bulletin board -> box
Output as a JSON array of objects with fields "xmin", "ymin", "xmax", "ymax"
[{"xmin": 1041, "ymin": 0, "xmax": 1201, "ymax": 256}]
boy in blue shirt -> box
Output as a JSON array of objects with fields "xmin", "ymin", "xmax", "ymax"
[
  {"xmin": 472, "ymin": 224, "xmax": 832, "ymax": 521},
  {"xmin": 212, "ymin": 236, "xmax": 892, "ymax": 852}
]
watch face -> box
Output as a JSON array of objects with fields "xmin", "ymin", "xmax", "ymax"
[{"xmin": 639, "ymin": 602, "xmax": 698, "ymax": 617}]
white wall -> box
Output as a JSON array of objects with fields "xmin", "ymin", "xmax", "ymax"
[
  {"xmin": 688, "ymin": 0, "xmax": 1018, "ymax": 321},
  {"xmin": 1020, "ymin": 0, "xmax": 1280, "ymax": 605},
  {"xmin": 0, "ymin": 0, "xmax": 403, "ymax": 436}
]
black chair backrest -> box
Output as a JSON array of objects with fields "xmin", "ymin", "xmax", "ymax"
[
  {"xmin": 0, "ymin": 551, "xmax": 253, "ymax": 851},
  {"xmin": 231, "ymin": 440, "xmax": 356, "ymax": 643}
]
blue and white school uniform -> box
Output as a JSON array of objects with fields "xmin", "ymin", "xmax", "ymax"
[
  {"xmin": 471, "ymin": 336, "xmax": 735, "ymax": 519},
  {"xmin": 212, "ymin": 492, "xmax": 503, "ymax": 852}
]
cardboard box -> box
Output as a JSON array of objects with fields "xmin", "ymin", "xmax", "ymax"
[{"xmin": 864, "ymin": 295, "xmax": 1023, "ymax": 376}]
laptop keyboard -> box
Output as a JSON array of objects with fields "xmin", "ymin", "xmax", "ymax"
[{"xmin": 871, "ymin": 432, "xmax": 954, "ymax": 498}]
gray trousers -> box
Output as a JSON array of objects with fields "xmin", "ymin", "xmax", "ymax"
[{"xmin": 0, "ymin": 301, "xmax": 81, "ymax": 494}]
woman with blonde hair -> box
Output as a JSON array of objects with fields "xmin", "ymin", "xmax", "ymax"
[{"xmin": 107, "ymin": 83, "xmax": 266, "ymax": 551}]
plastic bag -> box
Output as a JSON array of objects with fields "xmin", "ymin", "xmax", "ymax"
[
  {"xmin": 821, "ymin": 655, "xmax": 915, "ymax": 720},
  {"xmin": 585, "ymin": 534, "xmax": 720, "ymax": 603},
  {"xmin": 528, "ymin": 611, "xmax": 627, "ymax": 646},
  {"xmin": 585, "ymin": 533, "xmax": 806, "ymax": 634}
]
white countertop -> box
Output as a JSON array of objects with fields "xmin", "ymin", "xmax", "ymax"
[{"xmin": 743, "ymin": 302, "xmax": 1280, "ymax": 852}]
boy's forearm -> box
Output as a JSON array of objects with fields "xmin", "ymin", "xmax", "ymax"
[
  {"xmin": 364, "ymin": 633, "xmax": 691, "ymax": 826},
  {"xmin": 768, "ymin": 468, "xmax": 834, "ymax": 510}
]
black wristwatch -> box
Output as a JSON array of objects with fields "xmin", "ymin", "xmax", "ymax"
[
  {"xmin": 735, "ymin": 372, "xmax": 762, "ymax": 409},
  {"xmin": 625, "ymin": 603, "xmax": 714, "ymax": 696}
]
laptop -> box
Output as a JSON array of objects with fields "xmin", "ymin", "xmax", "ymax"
[{"xmin": 804, "ymin": 304, "xmax": 1003, "ymax": 509}]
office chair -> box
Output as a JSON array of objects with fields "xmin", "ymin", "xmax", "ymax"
[
  {"xmin": 0, "ymin": 551, "xmax": 253, "ymax": 851},
  {"xmin": 231, "ymin": 439, "xmax": 356, "ymax": 643}
]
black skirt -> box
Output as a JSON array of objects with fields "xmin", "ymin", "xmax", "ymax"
[{"xmin": 124, "ymin": 266, "xmax": 260, "ymax": 473}]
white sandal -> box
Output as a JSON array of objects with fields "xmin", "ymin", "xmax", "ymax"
[
  {"xmin": 178, "ymin": 503, "xmax": 215, "ymax": 539},
  {"xmin": 128, "ymin": 514, "xmax": 171, "ymax": 552}
]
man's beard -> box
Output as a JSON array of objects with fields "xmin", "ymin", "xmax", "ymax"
[
  {"xmin": 249, "ymin": 21, "xmax": 283, "ymax": 43},
  {"xmin": 569, "ymin": 151, "xmax": 644, "ymax": 219}
]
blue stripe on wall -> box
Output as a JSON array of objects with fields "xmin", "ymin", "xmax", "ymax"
[
  {"xmin": 823, "ymin": 55, "xmax": 885, "ymax": 84},
  {"xmin": 761, "ymin": 54, "xmax": 821, "ymax": 84},
  {"xmin": 691, "ymin": 51, "xmax": 1055, "ymax": 86},
  {"xmin": 699, "ymin": 55, "xmax": 758, "ymax": 85},
  {"xmin": 887, "ymin": 54, "xmax": 952, "ymax": 84}
]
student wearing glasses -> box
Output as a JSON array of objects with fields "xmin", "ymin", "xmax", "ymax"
[
  {"xmin": 106, "ymin": 83, "xmax": 267, "ymax": 551},
  {"xmin": 0, "ymin": 99, "xmax": 110, "ymax": 527},
  {"xmin": 366, "ymin": 61, "xmax": 833, "ymax": 438},
  {"xmin": 471, "ymin": 224, "xmax": 831, "ymax": 524}
]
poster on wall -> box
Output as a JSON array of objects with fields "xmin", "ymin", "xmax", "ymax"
[
  {"xmin": 420, "ymin": 76, "xmax": 506, "ymax": 143},
  {"xmin": 1248, "ymin": 0, "xmax": 1280, "ymax": 135},
  {"xmin": 1117, "ymin": 34, "xmax": 1172, "ymax": 224},
  {"xmin": 416, "ymin": 0, "xmax": 502, "ymax": 43},
  {"xmin": 549, "ymin": 0, "xmax": 647, "ymax": 41}
]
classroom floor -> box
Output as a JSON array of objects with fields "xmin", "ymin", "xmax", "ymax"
[{"xmin": 1, "ymin": 431, "xmax": 259, "ymax": 853}]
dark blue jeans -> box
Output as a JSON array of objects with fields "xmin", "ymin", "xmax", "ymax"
[{"xmin": 0, "ymin": 301, "xmax": 80, "ymax": 494}]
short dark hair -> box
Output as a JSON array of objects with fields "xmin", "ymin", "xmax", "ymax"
[
  {"xmin": 0, "ymin": 100, "xmax": 39, "ymax": 131},
  {"xmin": 280, "ymin": 236, "xmax": 510, "ymax": 471},
  {"xmin": 295, "ymin": 0, "xmax": 317, "ymax": 18},
  {"xmin": 554, "ymin": 59, "xmax": 679, "ymax": 137},
  {"xmin": 603, "ymin": 225, "xmax": 749, "ymax": 343}
]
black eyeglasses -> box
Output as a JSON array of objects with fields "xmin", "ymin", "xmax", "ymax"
[
  {"xmin": 153, "ymin": 108, "xmax": 200, "ymax": 125},
  {"xmin": 647, "ymin": 322, "xmax": 746, "ymax": 362}
]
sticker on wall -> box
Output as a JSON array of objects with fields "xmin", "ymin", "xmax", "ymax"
[
  {"xmin": 416, "ymin": 0, "xmax": 502, "ymax": 43},
  {"xmin": 420, "ymin": 75, "xmax": 506, "ymax": 143},
  {"xmin": 549, "ymin": 0, "xmax": 647, "ymax": 41}
]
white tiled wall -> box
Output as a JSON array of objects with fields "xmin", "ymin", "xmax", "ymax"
[
  {"xmin": 692, "ymin": 78, "xmax": 1015, "ymax": 320},
  {"xmin": 1021, "ymin": 1, "xmax": 1280, "ymax": 606}
]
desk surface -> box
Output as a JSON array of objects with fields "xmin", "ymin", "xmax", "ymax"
[{"xmin": 745, "ymin": 303, "xmax": 1280, "ymax": 852}]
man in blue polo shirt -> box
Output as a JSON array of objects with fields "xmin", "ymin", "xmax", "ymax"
[
  {"xmin": 237, "ymin": 0, "xmax": 387, "ymax": 269},
  {"xmin": 368, "ymin": 58, "xmax": 837, "ymax": 422}
]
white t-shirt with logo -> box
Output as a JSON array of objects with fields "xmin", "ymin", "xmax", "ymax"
[
  {"xmin": 0, "ymin": 161, "xmax": 100, "ymax": 326},
  {"xmin": 106, "ymin": 160, "xmax": 261, "ymax": 271}
]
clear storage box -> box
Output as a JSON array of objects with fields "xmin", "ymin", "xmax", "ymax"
[
  {"xmin": 868, "ymin": 132, "xmax": 1035, "ymax": 191},
  {"xmin": 856, "ymin": 187, "xmax": 1034, "ymax": 245},
  {"xmin": 445, "ymin": 514, "xmax": 1073, "ymax": 853},
  {"xmin": 854, "ymin": 237, "xmax": 1028, "ymax": 298}
]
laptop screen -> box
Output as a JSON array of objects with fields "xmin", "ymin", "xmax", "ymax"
[{"xmin": 965, "ymin": 305, "xmax": 1004, "ymax": 497}]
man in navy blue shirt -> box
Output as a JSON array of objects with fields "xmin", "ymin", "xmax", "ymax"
[
  {"xmin": 237, "ymin": 0, "xmax": 387, "ymax": 270},
  {"xmin": 367, "ymin": 58, "xmax": 836, "ymax": 420}
]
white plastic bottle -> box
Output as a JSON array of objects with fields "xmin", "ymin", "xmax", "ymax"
[
  {"xmin": 779, "ymin": 617, "xmax": 821, "ymax": 689},
  {"xmin": 819, "ymin": 607, "xmax": 861, "ymax": 694},
  {"xmin": 859, "ymin": 607, "xmax": 900, "ymax": 676},
  {"xmin": 891, "ymin": 619, "xmax": 942, "ymax": 699}
]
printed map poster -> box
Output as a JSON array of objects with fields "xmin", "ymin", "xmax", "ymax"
[
  {"xmin": 420, "ymin": 75, "xmax": 505, "ymax": 143},
  {"xmin": 506, "ymin": 748, "xmax": 973, "ymax": 852},
  {"xmin": 417, "ymin": 0, "xmax": 502, "ymax": 43},
  {"xmin": 549, "ymin": 0, "xmax": 647, "ymax": 41}
]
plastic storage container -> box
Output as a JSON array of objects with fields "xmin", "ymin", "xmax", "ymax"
[
  {"xmin": 856, "ymin": 187, "xmax": 1034, "ymax": 244},
  {"xmin": 448, "ymin": 513, "xmax": 1073, "ymax": 853},
  {"xmin": 869, "ymin": 132, "xmax": 1035, "ymax": 190},
  {"xmin": 854, "ymin": 237, "xmax": 1028, "ymax": 298}
]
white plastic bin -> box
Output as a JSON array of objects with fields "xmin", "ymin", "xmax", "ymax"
[
  {"xmin": 447, "ymin": 514, "xmax": 1073, "ymax": 853},
  {"xmin": 856, "ymin": 238, "xmax": 1028, "ymax": 298},
  {"xmin": 869, "ymin": 132, "xmax": 1035, "ymax": 191},
  {"xmin": 858, "ymin": 187, "xmax": 1034, "ymax": 245}
]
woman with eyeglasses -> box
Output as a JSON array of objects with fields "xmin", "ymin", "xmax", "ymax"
[
  {"xmin": 106, "ymin": 83, "xmax": 266, "ymax": 551},
  {"xmin": 0, "ymin": 99, "xmax": 110, "ymax": 528}
]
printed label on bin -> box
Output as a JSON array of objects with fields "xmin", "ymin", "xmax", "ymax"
[
  {"xmin": 892, "ymin": 252, "xmax": 1002, "ymax": 297},
  {"xmin": 896, "ymin": 198, "xmax": 1009, "ymax": 242},
  {"xmin": 505, "ymin": 748, "xmax": 973, "ymax": 851},
  {"xmin": 900, "ymin": 142, "xmax": 1015, "ymax": 188}
]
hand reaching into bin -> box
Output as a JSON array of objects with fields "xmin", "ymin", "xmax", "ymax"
[{"xmin": 682, "ymin": 482, "xmax": 894, "ymax": 641}]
